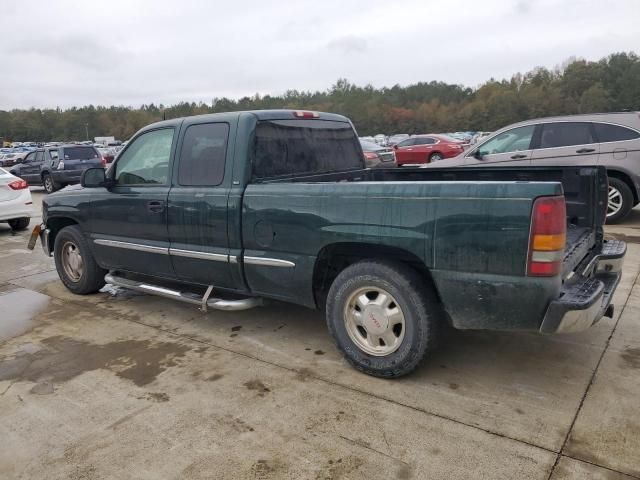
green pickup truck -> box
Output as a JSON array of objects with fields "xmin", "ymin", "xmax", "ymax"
[{"xmin": 32, "ymin": 110, "xmax": 626, "ymax": 377}]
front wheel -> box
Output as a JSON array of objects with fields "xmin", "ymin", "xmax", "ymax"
[
  {"xmin": 606, "ymin": 177, "xmax": 633, "ymax": 224},
  {"xmin": 54, "ymin": 225, "xmax": 107, "ymax": 294},
  {"xmin": 326, "ymin": 260, "xmax": 442, "ymax": 378}
]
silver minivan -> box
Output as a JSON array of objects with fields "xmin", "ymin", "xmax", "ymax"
[{"xmin": 427, "ymin": 112, "xmax": 640, "ymax": 223}]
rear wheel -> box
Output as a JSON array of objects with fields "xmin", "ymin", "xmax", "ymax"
[
  {"xmin": 43, "ymin": 173, "xmax": 58, "ymax": 194},
  {"xmin": 429, "ymin": 152, "xmax": 443, "ymax": 162},
  {"xmin": 54, "ymin": 225, "xmax": 106, "ymax": 294},
  {"xmin": 606, "ymin": 177, "xmax": 633, "ymax": 224},
  {"xmin": 326, "ymin": 260, "xmax": 442, "ymax": 377},
  {"xmin": 8, "ymin": 217, "xmax": 30, "ymax": 231}
]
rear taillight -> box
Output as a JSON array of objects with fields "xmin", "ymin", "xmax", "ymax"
[
  {"xmin": 527, "ymin": 196, "xmax": 566, "ymax": 277},
  {"xmin": 293, "ymin": 111, "xmax": 320, "ymax": 118},
  {"xmin": 101, "ymin": 156, "xmax": 107, "ymax": 166},
  {"xmin": 364, "ymin": 152, "xmax": 378, "ymax": 160},
  {"xmin": 8, "ymin": 179, "xmax": 28, "ymax": 190}
]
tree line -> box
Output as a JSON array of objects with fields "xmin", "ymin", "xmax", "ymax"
[{"xmin": 1, "ymin": 51, "xmax": 639, "ymax": 142}]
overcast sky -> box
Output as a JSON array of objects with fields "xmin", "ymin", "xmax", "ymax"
[{"xmin": 1, "ymin": 0, "xmax": 638, "ymax": 109}]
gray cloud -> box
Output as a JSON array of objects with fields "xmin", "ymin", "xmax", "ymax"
[
  {"xmin": 0, "ymin": 0, "xmax": 638, "ymax": 109},
  {"xmin": 327, "ymin": 35, "xmax": 368, "ymax": 54}
]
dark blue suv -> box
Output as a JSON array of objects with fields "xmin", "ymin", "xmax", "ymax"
[{"xmin": 11, "ymin": 145, "xmax": 104, "ymax": 193}]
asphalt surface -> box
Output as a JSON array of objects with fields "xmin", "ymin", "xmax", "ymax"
[{"xmin": 1, "ymin": 189, "xmax": 639, "ymax": 479}]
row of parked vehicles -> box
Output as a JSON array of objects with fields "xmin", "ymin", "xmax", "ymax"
[
  {"xmin": 3, "ymin": 111, "xmax": 640, "ymax": 228},
  {"xmin": 358, "ymin": 112, "xmax": 640, "ymax": 223}
]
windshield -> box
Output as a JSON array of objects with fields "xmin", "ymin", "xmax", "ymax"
[{"xmin": 252, "ymin": 119, "xmax": 362, "ymax": 179}]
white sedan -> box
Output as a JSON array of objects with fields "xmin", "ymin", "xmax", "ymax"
[{"xmin": 0, "ymin": 167, "xmax": 33, "ymax": 231}]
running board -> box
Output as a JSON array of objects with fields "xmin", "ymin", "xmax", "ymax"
[{"xmin": 104, "ymin": 273, "xmax": 263, "ymax": 312}]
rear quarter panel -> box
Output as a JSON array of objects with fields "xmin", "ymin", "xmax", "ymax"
[{"xmin": 242, "ymin": 180, "xmax": 562, "ymax": 330}]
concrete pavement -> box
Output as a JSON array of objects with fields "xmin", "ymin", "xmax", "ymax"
[{"xmin": 1, "ymin": 192, "xmax": 639, "ymax": 479}]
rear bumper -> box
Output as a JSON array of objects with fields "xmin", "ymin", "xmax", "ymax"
[
  {"xmin": 0, "ymin": 189, "xmax": 33, "ymax": 221},
  {"xmin": 540, "ymin": 239, "xmax": 626, "ymax": 334}
]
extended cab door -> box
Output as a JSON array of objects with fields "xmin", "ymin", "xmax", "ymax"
[
  {"xmin": 87, "ymin": 127, "xmax": 176, "ymax": 278},
  {"xmin": 465, "ymin": 125, "xmax": 535, "ymax": 166},
  {"xmin": 167, "ymin": 118, "xmax": 238, "ymax": 289},
  {"xmin": 531, "ymin": 122, "xmax": 599, "ymax": 166}
]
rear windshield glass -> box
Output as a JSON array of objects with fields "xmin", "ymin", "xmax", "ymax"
[
  {"xmin": 252, "ymin": 120, "xmax": 362, "ymax": 179},
  {"xmin": 63, "ymin": 146, "xmax": 98, "ymax": 160}
]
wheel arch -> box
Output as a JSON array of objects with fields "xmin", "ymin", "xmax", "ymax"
[
  {"xmin": 312, "ymin": 242, "xmax": 442, "ymax": 310},
  {"xmin": 47, "ymin": 216, "xmax": 80, "ymax": 254}
]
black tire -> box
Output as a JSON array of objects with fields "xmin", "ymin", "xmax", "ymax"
[
  {"xmin": 429, "ymin": 152, "xmax": 443, "ymax": 162},
  {"xmin": 606, "ymin": 177, "xmax": 633, "ymax": 224},
  {"xmin": 8, "ymin": 217, "xmax": 30, "ymax": 231},
  {"xmin": 54, "ymin": 225, "xmax": 106, "ymax": 294},
  {"xmin": 43, "ymin": 173, "xmax": 58, "ymax": 194},
  {"xmin": 326, "ymin": 260, "xmax": 442, "ymax": 378}
]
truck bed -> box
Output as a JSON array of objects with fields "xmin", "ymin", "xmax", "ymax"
[{"xmin": 257, "ymin": 165, "xmax": 608, "ymax": 279}]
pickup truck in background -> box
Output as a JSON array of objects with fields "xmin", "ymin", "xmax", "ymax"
[{"xmin": 30, "ymin": 110, "xmax": 626, "ymax": 378}]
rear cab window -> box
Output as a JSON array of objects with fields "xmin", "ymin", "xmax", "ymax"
[{"xmin": 252, "ymin": 119, "xmax": 362, "ymax": 179}]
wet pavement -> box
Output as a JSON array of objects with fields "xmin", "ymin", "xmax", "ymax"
[{"xmin": 1, "ymin": 191, "xmax": 639, "ymax": 479}]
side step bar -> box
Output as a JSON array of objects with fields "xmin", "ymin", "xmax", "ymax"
[{"xmin": 104, "ymin": 273, "xmax": 263, "ymax": 312}]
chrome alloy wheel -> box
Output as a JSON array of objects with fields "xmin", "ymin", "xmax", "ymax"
[
  {"xmin": 607, "ymin": 185, "xmax": 623, "ymax": 218},
  {"xmin": 343, "ymin": 286, "xmax": 406, "ymax": 356},
  {"xmin": 61, "ymin": 240, "xmax": 84, "ymax": 282}
]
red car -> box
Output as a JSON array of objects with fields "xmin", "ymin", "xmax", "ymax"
[{"xmin": 393, "ymin": 134, "xmax": 465, "ymax": 165}]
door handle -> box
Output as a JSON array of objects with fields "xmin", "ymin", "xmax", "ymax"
[
  {"xmin": 576, "ymin": 148, "xmax": 596, "ymax": 154},
  {"xmin": 510, "ymin": 154, "xmax": 527, "ymax": 159},
  {"xmin": 147, "ymin": 200, "xmax": 165, "ymax": 213}
]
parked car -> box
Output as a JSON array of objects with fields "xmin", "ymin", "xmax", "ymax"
[
  {"xmin": 10, "ymin": 145, "xmax": 104, "ymax": 193},
  {"xmin": 425, "ymin": 112, "xmax": 640, "ymax": 223},
  {"xmin": 31, "ymin": 110, "xmax": 624, "ymax": 378},
  {"xmin": 97, "ymin": 147, "xmax": 116, "ymax": 164},
  {"xmin": 393, "ymin": 134, "xmax": 465, "ymax": 165},
  {"xmin": 387, "ymin": 134, "xmax": 410, "ymax": 146},
  {"xmin": 0, "ymin": 152, "xmax": 27, "ymax": 167},
  {"xmin": 373, "ymin": 134, "xmax": 387, "ymax": 146},
  {"xmin": 0, "ymin": 167, "xmax": 32, "ymax": 231},
  {"xmin": 360, "ymin": 140, "xmax": 397, "ymax": 168}
]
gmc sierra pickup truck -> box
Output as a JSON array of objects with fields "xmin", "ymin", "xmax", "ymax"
[{"xmin": 30, "ymin": 110, "xmax": 626, "ymax": 377}]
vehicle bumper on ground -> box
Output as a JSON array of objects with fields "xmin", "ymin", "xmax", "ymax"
[{"xmin": 539, "ymin": 239, "xmax": 627, "ymax": 334}]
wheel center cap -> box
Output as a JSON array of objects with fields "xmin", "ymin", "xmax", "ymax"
[{"xmin": 363, "ymin": 305, "xmax": 388, "ymax": 334}]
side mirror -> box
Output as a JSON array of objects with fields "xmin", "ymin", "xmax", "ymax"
[
  {"xmin": 81, "ymin": 167, "xmax": 109, "ymax": 188},
  {"xmin": 473, "ymin": 150, "xmax": 484, "ymax": 160},
  {"xmin": 393, "ymin": 144, "xmax": 398, "ymax": 149}
]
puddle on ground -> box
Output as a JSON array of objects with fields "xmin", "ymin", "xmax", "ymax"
[
  {"xmin": 0, "ymin": 335, "xmax": 191, "ymax": 387},
  {"xmin": 0, "ymin": 287, "xmax": 50, "ymax": 342}
]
